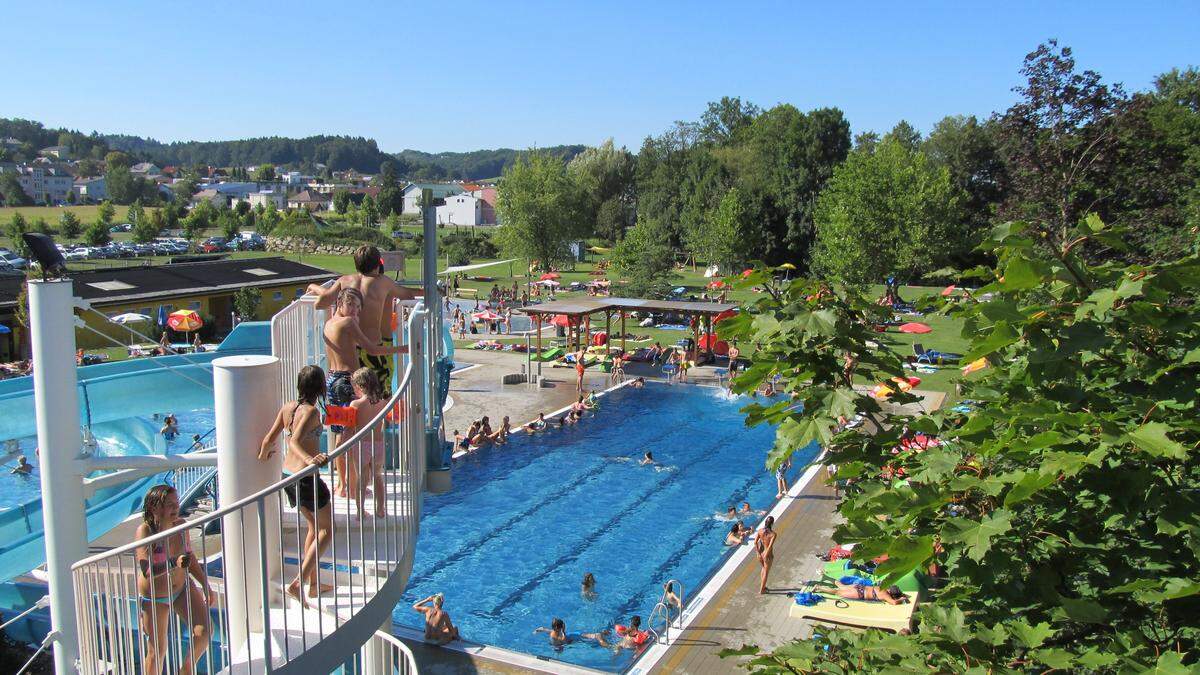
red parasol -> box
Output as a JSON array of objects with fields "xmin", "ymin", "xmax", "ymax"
[
  {"xmin": 707, "ymin": 280, "xmax": 726, "ymax": 289},
  {"xmin": 472, "ymin": 310, "xmax": 500, "ymax": 321},
  {"xmin": 550, "ymin": 314, "xmax": 575, "ymax": 328},
  {"xmin": 714, "ymin": 309, "xmax": 737, "ymax": 323},
  {"xmin": 741, "ymin": 269, "xmax": 754, "ymax": 278},
  {"xmin": 539, "ymin": 272, "xmax": 561, "ymax": 281},
  {"xmin": 898, "ymin": 322, "xmax": 932, "ymax": 334},
  {"xmin": 941, "ymin": 285, "xmax": 957, "ymax": 296},
  {"xmin": 167, "ymin": 309, "xmax": 203, "ymax": 332}
]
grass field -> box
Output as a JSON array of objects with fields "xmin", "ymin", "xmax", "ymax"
[
  {"xmin": 13, "ymin": 242, "xmax": 973, "ymax": 398},
  {"xmin": 0, "ymin": 204, "xmax": 160, "ymax": 225}
]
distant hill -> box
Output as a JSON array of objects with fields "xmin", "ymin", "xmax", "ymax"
[
  {"xmin": 394, "ymin": 145, "xmax": 587, "ymax": 181},
  {"xmin": 2, "ymin": 117, "xmax": 587, "ymax": 180},
  {"xmin": 101, "ymin": 134, "xmax": 395, "ymax": 173}
]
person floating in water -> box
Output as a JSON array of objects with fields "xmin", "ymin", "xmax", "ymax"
[
  {"xmin": 583, "ymin": 615, "xmax": 649, "ymax": 650},
  {"xmin": 581, "ymin": 572, "xmax": 597, "ymax": 601},
  {"xmin": 641, "ymin": 451, "xmax": 655, "ymax": 465},
  {"xmin": 160, "ymin": 414, "xmax": 179, "ymax": 441},
  {"xmin": 10, "ymin": 455, "xmax": 33, "ymax": 475},
  {"xmin": 413, "ymin": 594, "xmax": 461, "ymax": 645}
]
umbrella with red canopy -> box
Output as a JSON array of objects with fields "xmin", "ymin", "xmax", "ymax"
[
  {"xmin": 472, "ymin": 310, "xmax": 500, "ymax": 321},
  {"xmin": 941, "ymin": 285, "xmax": 957, "ymax": 296},
  {"xmin": 898, "ymin": 322, "xmax": 932, "ymax": 334},
  {"xmin": 707, "ymin": 280, "xmax": 726, "ymax": 289},
  {"xmin": 167, "ymin": 309, "xmax": 204, "ymax": 345},
  {"xmin": 550, "ymin": 314, "xmax": 575, "ymax": 328},
  {"xmin": 539, "ymin": 272, "xmax": 561, "ymax": 281}
]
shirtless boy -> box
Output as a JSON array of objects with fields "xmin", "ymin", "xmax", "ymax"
[
  {"xmin": 323, "ymin": 288, "xmax": 407, "ymax": 495},
  {"xmin": 308, "ymin": 245, "xmax": 419, "ymax": 392}
]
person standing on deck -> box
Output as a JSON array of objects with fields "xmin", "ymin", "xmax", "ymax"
[
  {"xmin": 322, "ymin": 288, "xmax": 407, "ymax": 496},
  {"xmin": 755, "ymin": 515, "xmax": 777, "ymax": 594},
  {"xmin": 574, "ymin": 348, "xmax": 587, "ymax": 393},
  {"xmin": 307, "ymin": 245, "xmax": 419, "ymax": 393}
]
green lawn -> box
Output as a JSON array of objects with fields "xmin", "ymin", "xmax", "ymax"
[{"xmin": 0, "ymin": 204, "xmax": 159, "ymax": 225}]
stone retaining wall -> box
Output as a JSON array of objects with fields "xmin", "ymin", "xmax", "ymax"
[{"xmin": 265, "ymin": 236, "xmax": 360, "ymax": 255}]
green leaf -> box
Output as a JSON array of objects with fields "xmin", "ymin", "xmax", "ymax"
[
  {"xmin": 1004, "ymin": 471, "xmax": 1056, "ymax": 507},
  {"xmin": 1150, "ymin": 651, "xmax": 1191, "ymax": 675},
  {"xmin": 1009, "ymin": 620, "xmax": 1054, "ymax": 648},
  {"xmin": 789, "ymin": 309, "xmax": 838, "ymax": 336},
  {"xmin": 1057, "ymin": 596, "xmax": 1108, "ymax": 624},
  {"xmin": 874, "ymin": 535, "xmax": 934, "ymax": 583},
  {"xmin": 1127, "ymin": 422, "xmax": 1187, "ymax": 460},
  {"xmin": 961, "ymin": 320, "xmax": 1019, "ymax": 362},
  {"xmin": 718, "ymin": 644, "xmax": 762, "ymax": 659},
  {"xmin": 1032, "ymin": 648, "xmax": 1077, "ymax": 670},
  {"xmin": 1001, "ymin": 255, "xmax": 1048, "ymax": 290},
  {"xmin": 943, "ymin": 510, "xmax": 1012, "ymax": 561}
]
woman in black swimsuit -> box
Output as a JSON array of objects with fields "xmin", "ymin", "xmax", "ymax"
[{"xmin": 259, "ymin": 365, "xmax": 334, "ymax": 607}]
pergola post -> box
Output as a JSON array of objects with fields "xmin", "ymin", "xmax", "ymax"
[
  {"xmin": 604, "ymin": 310, "xmax": 611, "ymax": 349},
  {"xmin": 620, "ymin": 312, "xmax": 627, "ymax": 354},
  {"xmin": 692, "ymin": 313, "xmax": 700, "ymax": 363}
]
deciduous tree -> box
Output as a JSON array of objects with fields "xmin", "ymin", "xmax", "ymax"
[
  {"xmin": 495, "ymin": 151, "xmax": 588, "ymax": 271},
  {"xmin": 811, "ymin": 138, "xmax": 963, "ymax": 286}
]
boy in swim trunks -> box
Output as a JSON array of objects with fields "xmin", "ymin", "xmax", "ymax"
[
  {"xmin": 323, "ymin": 287, "xmax": 407, "ymax": 496},
  {"xmin": 307, "ymin": 245, "xmax": 419, "ymax": 395}
]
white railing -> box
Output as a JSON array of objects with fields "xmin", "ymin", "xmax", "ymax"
[
  {"xmin": 270, "ymin": 294, "xmax": 327, "ymax": 408},
  {"xmin": 71, "ymin": 306, "xmax": 430, "ymax": 675},
  {"xmin": 648, "ymin": 579, "xmax": 685, "ymax": 646}
]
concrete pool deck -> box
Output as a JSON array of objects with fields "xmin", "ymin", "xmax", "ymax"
[{"xmin": 408, "ymin": 350, "xmax": 944, "ymax": 673}]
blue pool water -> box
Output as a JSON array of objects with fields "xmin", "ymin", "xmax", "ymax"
[{"xmin": 394, "ymin": 383, "xmax": 815, "ymax": 672}]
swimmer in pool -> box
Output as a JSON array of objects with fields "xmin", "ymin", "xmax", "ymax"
[
  {"xmin": 581, "ymin": 572, "xmax": 596, "ymax": 601},
  {"xmin": 10, "ymin": 455, "xmax": 33, "ymax": 475},
  {"xmin": 725, "ymin": 521, "xmax": 746, "ymax": 546},
  {"xmin": 534, "ymin": 618, "xmax": 572, "ymax": 647},
  {"xmin": 640, "ymin": 451, "xmax": 655, "ymax": 465},
  {"xmin": 725, "ymin": 506, "xmax": 737, "ymax": 520},
  {"xmin": 583, "ymin": 616, "xmax": 646, "ymax": 650},
  {"xmin": 527, "ymin": 413, "xmax": 547, "ymax": 432}
]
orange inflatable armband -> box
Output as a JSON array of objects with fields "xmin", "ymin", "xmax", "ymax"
[
  {"xmin": 324, "ymin": 405, "xmax": 357, "ymax": 429},
  {"xmin": 386, "ymin": 399, "xmax": 407, "ymax": 423}
]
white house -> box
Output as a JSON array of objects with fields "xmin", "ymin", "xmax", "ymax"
[
  {"xmin": 1, "ymin": 165, "xmax": 74, "ymax": 204},
  {"xmin": 401, "ymin": 183, "xmax": 464, "ymax": 215},
  {"xmin": 435, "ymin": 193, "xmax": 489, "ymax": 226},
  {"xmin": 190, "ymin": 188, "xmax": 226, "ymax": 208},
  {"xmin": 247, "ymin": 190, "xmax": 285, "ymax": 209},
  {"xmin": 73, "ymin": 176, "xmax": 107, "ymax": 203}
]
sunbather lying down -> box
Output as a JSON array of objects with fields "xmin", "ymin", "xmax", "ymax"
[{"xmin": 834, "ymin": 581, "xmax": 908, "ymax": 605}]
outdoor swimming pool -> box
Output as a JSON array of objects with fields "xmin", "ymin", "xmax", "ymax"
[{"xmin": 393, "ymin": 383, "xmax": 816, "ymax": 672}]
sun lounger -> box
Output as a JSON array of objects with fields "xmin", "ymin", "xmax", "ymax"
[
  {"xmin": 913, "ymin": 343, "xmax": 961, "ymax": 364},
  {"xmin": 790, "ymin": 588, "xmax": 919, "ymax": 633},
  {"xmin": 531, "ymin": 347, "xmax": 564, "ymax": 362},
  {"xmin": 822, "ymin": 560, "xmax": 926, "ymax": 595}
]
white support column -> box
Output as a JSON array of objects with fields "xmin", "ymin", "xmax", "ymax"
[
  {"xmin": 30, "ymin": 279, "xmax": 85, "ymax": 675},
  {"xmin": 213, "ymin": 355, "xmax": 282, "ymax": 648}
]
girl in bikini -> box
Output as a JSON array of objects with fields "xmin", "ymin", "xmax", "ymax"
[
  {"xmin": 348, "ymin": 367, "xmax": 389, "ymax": 518},
  {"xmin": 135, "ymin": 484, "xmax": 213, "ymax": 675},
  {"xmin": 259, "ymin": 365, "xmax": 334, "ymax": 607}
]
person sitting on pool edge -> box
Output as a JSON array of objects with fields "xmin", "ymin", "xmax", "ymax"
[
  {"xmin": 526, "ymin": 413, "xmax": 547, "ymax": 432},
  {"xmin": 413, "ymin": 594, "xmax": 461, "ymax": 645},
  {"xmin": 834, "ymin": 580, "xmax": 908, "ymax": 605},
  {"xmin": 534, "ymin": 618, "xmax": 572, "ymax": 648}
]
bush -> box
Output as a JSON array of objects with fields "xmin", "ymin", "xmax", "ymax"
[{"xmin": 441, "ymin": 231, "xmax": 498, "ymax": 259}]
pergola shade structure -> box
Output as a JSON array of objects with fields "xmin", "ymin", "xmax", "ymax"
[{"xmin": 520, "ymin": 297, "xmax": 739, "ymax": 357}]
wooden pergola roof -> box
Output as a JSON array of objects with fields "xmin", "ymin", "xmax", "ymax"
[{"xmin": 520, "ymin": 297, "xmax": 738, "ymax": 318}]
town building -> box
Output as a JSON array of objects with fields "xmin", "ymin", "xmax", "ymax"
[
  {"xmin": 401, "ymin": 182, "xmax": 464, "ymax": 215},
  {"xmin": 287, "ymin": 189, "xmax": 333, "ymax": 211},
  {"xmin": 247, "ymin": 190, "xmax": 286, "ymax": 209},
  {"xmin": 436, "ymin": 193, "xmax": 493, "ymax": 226},
  {"xmin": 73, "ymin": 176, "xmax": 107, "ymax": 203},
  {"xmin": 39, "ymin": 145, "xmax": 70, "ymax": 160},
  {"xmin": 130, "ymin": 162, "xmax": 162, "ymax": 177},
  {"xmin": 0, "ymin": 165, "xmax": 74, "ymax": 204}
]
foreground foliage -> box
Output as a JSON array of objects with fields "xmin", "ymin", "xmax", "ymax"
[{"xmin": 719, "ymin": 219, "xmax": 1199, "ymax": 672}]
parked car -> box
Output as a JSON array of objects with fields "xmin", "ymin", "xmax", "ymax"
[
  {"xmin": 0, "ymin": 260, "xmax": 22, "ymax": 277},
  {"xmin": 392, "ymin": 231, "xmax": 416, "ymax": 240},
  {"xmin": 200, "ymin": 237, "xmax": 227, "ymax": 253},
  {"xmin": 65, "ymin": 248, "xmax": 90, "ymax": 261},
  {"xmin": 0, "ymin": 251, "xmax": 29, "ymax": 269}
]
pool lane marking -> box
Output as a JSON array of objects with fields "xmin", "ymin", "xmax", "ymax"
[{"xmin": 628, "ymin": 451, "xmax": 828, "ymax": 675}]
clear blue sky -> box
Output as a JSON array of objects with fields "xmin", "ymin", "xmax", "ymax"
[{"xmin": 8, "ymin": 2, "xmax": 1198, "ymax": 153}]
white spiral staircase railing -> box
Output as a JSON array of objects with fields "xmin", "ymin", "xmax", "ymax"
[{"xmin": 69, "ymin": 298, "xmax": 430, "ymax": 675}]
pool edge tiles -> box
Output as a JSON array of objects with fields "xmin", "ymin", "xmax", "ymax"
[{"xmin": 393, "ymin": 381, "xmax": 816, "ymax": 667}]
